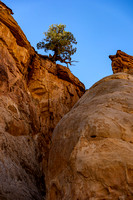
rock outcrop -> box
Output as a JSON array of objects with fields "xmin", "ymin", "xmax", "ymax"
[
  {"xmin": 28, "ymin": 55, "xmax": 85, "ymax": 168},
  {"xmin": 109, "ymin": 50, "xmax": 133, "ymax": 74},
  {"xmin": 47, "ymin": 72, "xmax": 133, "ymax": 200},
  {"xmin": 0, "ymin": 2, "xmax": 85, "ymax": 199}
]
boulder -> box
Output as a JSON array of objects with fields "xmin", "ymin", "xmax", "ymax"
[{"xmin": 47, "ymin": 73, "xmax": 133, "ymax": 200}]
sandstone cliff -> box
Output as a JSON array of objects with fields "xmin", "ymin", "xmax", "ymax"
[
  {"xmin": 47, "ymin": 51, "xmax": 133, "ymax": 200},
  {"xmin": 2, "ymin": 1, "xmax": 133, "ymax": 200},
  {"xmin": 28, "ymin": 54, "xmax": 85, "ymax": 168},
  {"xmin": 0, "ymin": 2, "xmax": 85, "ymax": 199}
]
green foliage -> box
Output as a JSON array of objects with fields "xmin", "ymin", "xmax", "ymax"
[{"xmin": 37, "ymin": 24, "xmax": 77, "ymax": 66}]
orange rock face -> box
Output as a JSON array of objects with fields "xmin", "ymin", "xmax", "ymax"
[
  {"xmin": 28, "ymin": 54, "xmax": 85, "ymax": 166},
  {"xmin": 109, "ymin": 50, "xmax": 133, "ymax": 74},
  {"xmin": 0, "ymin": 2, "xmax": 85, "ymax": 199}
]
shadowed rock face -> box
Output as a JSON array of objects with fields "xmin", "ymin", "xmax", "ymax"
[
  {"xmin": 109, "ymin": 50, "xmax": 133, "ymax": 74},
  {"xmin": 0, "ymin": 4, "xmax": 44, "ymax": 199},
  {"xmin": 0, "ymin": 2, "xmax": 85, "ymax": 199},
  {"xmin": 47, "ymin": 73, "xmax": 133, "ymax": 200}
]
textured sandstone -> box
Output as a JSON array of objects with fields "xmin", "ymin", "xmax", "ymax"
[
  {"xmin": 109, "ymin": 50, "xmax": 133, "ymax": 74},
  {"xmin": 0, "ymin": 2, "xmax": 85, "ymax": 199},
  {"xmin": 28, "ymin": 54, "xmax": 84, "ymax": 141},
  {"xmin": 47, "ymin": 73, "xmax": 133, "ymax": 200},
  {"xmin": 0, "ymin": 1, "xmax": 13, "ymax": 14},
  {"xmin": 0, "ymin": 8, "xmax": 44, "ymax": 198},
  {"xmin": 28, "ymin": 54, "xmax": 85, "ymax": 171}
]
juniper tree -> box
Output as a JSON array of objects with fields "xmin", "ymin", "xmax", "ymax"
[{"xmin": 37, "ymin": 24, "xmax": 77, "ymax": 67}]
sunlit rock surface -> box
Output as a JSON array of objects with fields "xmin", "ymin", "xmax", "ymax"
[
  {"xmin": 109, "ymin": 50, "xmax": 133, "ymax": 74},
  {"xmin": 47, "ymin": 73, "xmax": 133, "ymax": 200}
]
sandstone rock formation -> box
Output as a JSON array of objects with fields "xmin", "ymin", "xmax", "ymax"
[
  {"xmin": 0, "ymin": 2, "xmax": 85, "ymax": 199},
  {"xmin": 109, "ymin": 50, "xmax": 133, "ymax": 74},
  {"xmin": 0, "ymin": 1, "xmax": 13, "ymax": 14},
  {"xmin": 47, "ymin": 72, "xmax": 133, "ymax": 200},
  {"xmin": 28, "ymin": 54, "xmax": 85, "ymax": 168}
]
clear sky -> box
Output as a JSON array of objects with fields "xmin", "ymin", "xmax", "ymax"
[{"xmin": 2, "ymin": 0, "xmax": 133, "ymax": 89}]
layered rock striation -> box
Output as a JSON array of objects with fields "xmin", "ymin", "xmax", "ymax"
[{"xmin": 0, "ymin": 2, "xmax": 85, "ymax": 199}]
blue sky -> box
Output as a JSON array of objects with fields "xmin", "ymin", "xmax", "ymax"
[{"xmin": 2, "ymin": 0, "xmax": 133, "ymax": 89}]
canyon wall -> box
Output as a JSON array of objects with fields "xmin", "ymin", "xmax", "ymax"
[
  {"xmin": 2, "ymin": 1, "xmax": 133, "ymax": 200},
  {"xmin": 0, "ymin": 2, "xmax": 85, "ymax": 199}
]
